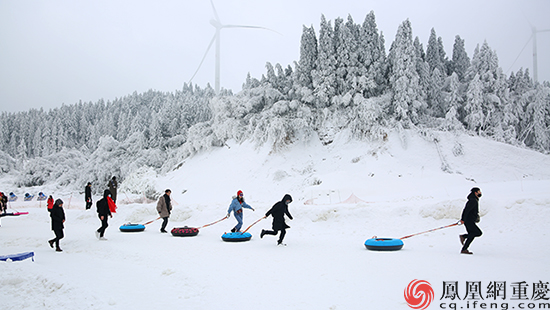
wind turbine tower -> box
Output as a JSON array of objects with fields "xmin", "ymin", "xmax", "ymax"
[{"xmin": 189, "ymin": 0, "xmax": 278, "ymax": 93}]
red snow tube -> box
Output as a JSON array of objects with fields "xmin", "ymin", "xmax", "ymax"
[{"xmin": 171, "ymin": 226, "xmax": 199, "ymax": 237}]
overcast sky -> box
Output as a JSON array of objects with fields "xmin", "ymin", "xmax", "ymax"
[{"xmin": 1, "ymin": 0, "xmax": 549, "ymax": 113}]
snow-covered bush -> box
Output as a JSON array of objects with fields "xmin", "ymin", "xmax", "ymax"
[
  {"xmin": 118, "ymin": 167, "xmax": 159, "ymax": 200},
  {"xmin": 0, "ymin": 150, "xmax": 15, "ymax": 173}
]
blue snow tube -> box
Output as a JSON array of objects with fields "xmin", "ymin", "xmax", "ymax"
[
  {"xmin": 364, "ymin": 238, "xmax": 404, "ymax": 251},
  {"xmin": 119, "ymin": 223, "xmax": 146, "ymax": 232},
  {"xmin": 221, "ymin": 232, "xmax": 252, "ymax": 242},
  {"xmin": 0, "ymin": 252, "xmax": 34, "ymax": 262}
]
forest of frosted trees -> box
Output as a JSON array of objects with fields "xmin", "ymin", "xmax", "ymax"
[{"xmin": 1, "ymin": 12, "xmax": 549, "ymax": 192}]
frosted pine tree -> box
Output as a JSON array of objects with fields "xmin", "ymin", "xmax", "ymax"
[
  {"xmin": 414, "ymin": 36, "xmax": 429, "ymax": 104},
  {"xmin": 442, "ymin": 72, "xmax": 465, "ymax": 131},
  {"xmin": 426, "ymin": 28, "xmax": 446, "ymax": 74},
  {"xmin": 438, "ymin": 37, "xmax": 449, "ymax": 75},
  {"xmin": 297, "ymin": 25, "xmax": 318, "ymax": 89},
  {"xmin": 334, "ymin": 15, "xmax": 361, "ymax": 96},
  {"xmin": 344, "ymin": 15, "xmax": 362, "ymax": 94},
  {"xmin": 450, "ymin": 35, "xmax": 470, "ymax": 81},
  {"xmin": 313, "ymin": 15, "xmax": 337, "ymax": 107},
  {"xmin": 428, "ymin": 67, "xmax": 445, "ymax": 117},
  {"xmin": 465, "ymin": 41, "xmax": 508, "ymax": 138},
  {"xmin": 508, "ymin": 68, "xmax": 533, "ymax": 137},
  {"xmin": 464, "ymin": 73, "xmax": 484, "ymax": 134},
  {"xmin": 359, "ymin": 11, "xmax": 386, "ymax": 98},
  {"xmin": 388, "ymin": 19, "xmax": 422, "ymax": 124},
  {"xmin": 525, "ymin": 85, "xmax": 550, "ymax": 151}
]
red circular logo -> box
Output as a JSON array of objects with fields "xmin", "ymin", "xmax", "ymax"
[{"xmin": 404, "ymin": 279, "xmax": 434, "ymax": 309}]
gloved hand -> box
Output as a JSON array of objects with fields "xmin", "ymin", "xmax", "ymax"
[
  {"xmin": 252, "ymin": 208, "xmax": 255, "ymax": 211},
  {"xmin": 227, "ymin": 213, "xmax": 230, "ymax": 218}
]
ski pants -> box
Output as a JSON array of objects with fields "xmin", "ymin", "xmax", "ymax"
[
  {"xmin": 462, "ymin": 222, "xmax": 482, "ymax": 251},
  {"xmin": 50, "ymin": 228, "xmax": 64, "ymax": 248},
  {"xmin": 97, "ymin": 215, "xmax": 109, "ymax": 237},
  {"xmin": 264, "ymin": 228, "xmax": 287, "ymax": 244}
]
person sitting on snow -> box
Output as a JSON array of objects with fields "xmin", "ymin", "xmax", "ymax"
[
  {"xmin": 261, "ymin": 194, "xmax": 293, "ymax": 246},
  {"xmin": 227, "ymin": 190, "xmax": 254, "ymax": 232}
]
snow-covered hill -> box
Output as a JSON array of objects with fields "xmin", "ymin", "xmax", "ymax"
[{"xmin": 2, "ymin": 130, "xmax": 550, "ymax": 309}]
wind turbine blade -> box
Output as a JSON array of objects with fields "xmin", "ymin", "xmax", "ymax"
[
  {"xmin": 222, "ymin": 24, "xmax": 282, "ymax": 36},
  {"xmin": 210, "ymin": 0, "xmax": 221, "ymax": 24},
  {"xmin": 189, "ymin": 34, "xmax": 217, "ymax": 84},
  {"xmin": 505, "ymin": 33, "xmax": 534, "ymax": 74}
]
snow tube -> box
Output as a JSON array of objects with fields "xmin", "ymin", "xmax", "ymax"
[
  {"xmin": 0, "ymin": 212, "xmax": 29, "ymax": 218},
  {"xmin": 8, "ymin": 193, "xmax": 17, "ymax": 202},
  {"xmin": 364, "ymin": 238, "xmax": 404, "ymax": 251},
  {"xmin": 24, "ymin": 193, "xmax": 34, "ymax": 201},
  {"xmin": 171, "ymin": 226, "xmax": 199, "ymax": 237},
  {"xmin": 221, "ymin": 232, "xmax": 252, "ymax": 242},
  {"xmin": 119, "ymin": 223, "xmax": 145, "ymax": 232},
  {"xmin": 37, "ymin": 192, "xmax": 47, "ymax": 201},
  {"xmin": 0, "ymin": 252, "xmax": 34, "ymax": 262}
]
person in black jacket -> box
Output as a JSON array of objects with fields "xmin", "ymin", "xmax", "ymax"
[
  {"xmin": 459, "ymin": 187, "xmax": 483, "ymax": 254},
  {"xmin": 107, "ymin": 176, "xmax": 117, "ymax": 203},
  {"xmin": 96, "ymin": 189, "xmax": 112, "ymax": 240},
  {"xmin": 85, "ymin": 182, "xmax": 93, "ymax": 210},
  {"xmin": 260, "ymin": 194, "xmax": 293, "ymax": 246},
  {"xmin": 48, "ymin": 199, "xmax": 65, "ymax": 252}
]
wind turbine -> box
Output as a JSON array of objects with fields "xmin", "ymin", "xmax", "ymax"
[
  {"xmin": 531, "ymin": 26, "xmax": 550, "ymax": 83},
  {"xmin": 189, "ymin": 0, "xmax": 279, "ymax": 93},
  {"xmin": 508, "ymin": 21, "xmax": 550, "ymax": 83}
]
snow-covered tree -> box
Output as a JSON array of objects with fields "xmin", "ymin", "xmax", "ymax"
[
  {"xmin": 450, "ymin": 35, "xmax": 470, "ymax": 81},
  {"xmin": 359, "ymin": 11, "xmax": 386, "ymax": 98},
  {"xmin": 426, "ymin": 28, "xmax": 446, "ymax": 74},
  {"xmin": 388, "ymin": 19, "xmax": 423, "ymax": 124},
  {"xmin": 524, "ymin": 84, "xmax": 550, "ymax": 151},
  {"xmin": 313, "ymin": 15, "xmax": 337, "ymax": 106},
  {"xmin": 298, "ymin": 25, "xmax": 318, "ymax": 89},
  {"xmin": 464, "ymin": 73, "xmax": 484, "ymax": 133}
]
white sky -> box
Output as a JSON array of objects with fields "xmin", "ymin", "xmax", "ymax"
[{"xmin": 1, "ymin": 0, "xmax": 549, "ymax": 113}]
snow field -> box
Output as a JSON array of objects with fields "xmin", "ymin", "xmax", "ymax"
[{"xmin": 1, "ymin": 130, "xmax": 550, "ymax": 309}]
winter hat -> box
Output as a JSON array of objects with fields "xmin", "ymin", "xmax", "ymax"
[
  {"xmin": 471, "ymin": 187, "xmax": 481, "ymax": 193},
  {"xmin": 55, "ymin": 199, "xmax": 64, "ymax": 206},
  {"xmin": 237, "ymin": 190, "xmax": 244, "ymax": 197}
]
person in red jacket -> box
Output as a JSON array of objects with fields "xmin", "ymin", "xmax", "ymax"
[{"xmin": 47, "ymin": 195, "xmax": 54, "ymax": 212}]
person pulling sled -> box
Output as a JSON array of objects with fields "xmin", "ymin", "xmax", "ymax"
[
  {"xmin": 459, "ymin": 187, "xmax": 483, "ymax": 254},
  {"xmin": 227, "ymin": 190, "xmax": 254, "ymax": 232},
  {"xmin": 261, "ymin": 194, "xmax": 293, "ymax": 246}
]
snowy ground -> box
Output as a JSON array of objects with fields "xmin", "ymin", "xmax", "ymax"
[{"xmin": 1, "ymin": 130, "xmax": 550, "ymax": 310}]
